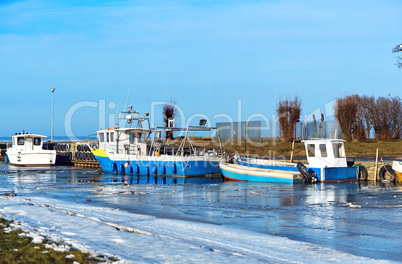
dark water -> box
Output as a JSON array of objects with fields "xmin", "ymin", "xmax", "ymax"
[{"xmin": 0, "ymin": 163, "xmax": 401, "ymax": 262}]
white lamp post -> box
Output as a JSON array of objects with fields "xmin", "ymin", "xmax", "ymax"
[{"xmin": 51, "ymin": 88, "xmax": 55, "ymax": 142}]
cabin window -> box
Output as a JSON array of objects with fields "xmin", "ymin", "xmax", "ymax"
[
  {"xmin": 138, "ymin": 133, "xmax": 145, "ymax": 143},
  {"xmin": 333, "ymin": 143, "xmax": 345, "ymax": 158},
  {"xmin": 319, "ymin": 144, "xmax": 327, "ymax": 157},
  {"xmin": 106, "ymin": 132, "xmax": 110, "ymax": 142},
  {"xmin": 129, "ymin": 134, "xmax": 134, "ymax": 144},
  {"xmin": 307, "ymin": 144, "xmax": 315, "ymax": 157},
  {"xmin": 110, "ymin": 132, "xmax": 114, "ymax": 142},
  {"xmin": 99, "ymin": 133, "xmax": 105, "ymax": 142},
  {"xmin": 17, "ymin": 137, "xmax": 25, "ymax": 145},
  {"xmin": 34, "ymin": 138, "xmax": 41, "ymax": 146}
]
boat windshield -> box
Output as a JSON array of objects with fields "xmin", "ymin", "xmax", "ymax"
[
  {"xmin": 17, "ymin": 137, "xmax": 25, "ymax": 145},
  {"xmin": 34, "ymin": 138, "xmax": 41, "ymax": 146},
  {"xmin": 307, "ymin": 144, "xmax": 315, "ymax": 157},
  {"xmin": 99, "ymin": 133, "xmax": 105, "ymax": 142},
  {"xmin": 333, "ymin": 143, "xmax": 345, "ymax": 158},
  {"xmin": 319, "ymin": 144, "xmax": 327, "ymax": 157},
  {"xmin": 137, "ymin": 133, "xmax": 145, "ymax": 143}
]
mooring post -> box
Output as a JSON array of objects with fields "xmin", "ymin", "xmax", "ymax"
[
  {"xmin": 374, "ymin": 148, "xmax": 379, "ymax": 182},
  {"xmin": 290, "ymin": 140, "xmax": 295, "ymax": 163}
]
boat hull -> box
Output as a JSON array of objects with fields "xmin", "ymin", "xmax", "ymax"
[
  {"xmin": 220, "ymin": 163, "xmax": 302, "ymax": 183},
  {"xmin": 91, "ymin": 148, "xmax": 222, "ymax": 176},
  {"xmin": 237, "ymin": 159, "xmax": 357, "ymax": 182},
  {"xmin": 6, "ymin": 150, "xmax": 56, "ymax": 166}
]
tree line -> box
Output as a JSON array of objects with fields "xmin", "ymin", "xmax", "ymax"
[
  {"xmin": 335, "ymin": 95, "xmax": 401, "ymax": 142},
  {"xmin": 276, "ymin": 95, "xmax": 401, "ymax": 142}
]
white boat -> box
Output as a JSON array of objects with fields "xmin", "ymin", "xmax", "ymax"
[{"xmin": 5, "ymin": 132, "xmax": 56, "ymax": 166}]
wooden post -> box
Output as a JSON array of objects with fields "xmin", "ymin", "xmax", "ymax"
[
  {"xmin": 290, "ymin": 140, "xmax": 295, "ymax": 163},
  {"xmin": 374, "ymin": 148, "xmax": 379, "ymax": 182},
  {"xmin": 244, "ymin": 121, "xmax": 247, "ymax": 156}
]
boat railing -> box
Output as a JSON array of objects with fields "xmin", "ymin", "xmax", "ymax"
[{"xmin": 148, "ymin": 125, "xmax": 223, "ymax": 158}]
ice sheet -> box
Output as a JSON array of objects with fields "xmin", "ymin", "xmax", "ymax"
[{"xmin": 0, "ymin": 193, "xmax": 395, "ymax": 264}]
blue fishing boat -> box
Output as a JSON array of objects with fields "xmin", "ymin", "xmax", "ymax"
[
  {"xmin": 90, "ymin": 108, "xmax": 223, "ymax": 176},
  {"xmin": 221, "ymin": 139, "xmax": 358, "ymax": 183}
]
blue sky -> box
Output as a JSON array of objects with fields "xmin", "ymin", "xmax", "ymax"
[{"xmin": 0, "ymin": 0, "xmax": 401, "ymax": 138}]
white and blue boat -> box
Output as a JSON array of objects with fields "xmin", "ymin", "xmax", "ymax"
[
  {"xmin": 221, "ymin": 139, "xmax": 358, "ymax": 183},
  {"xmin": 220, "ymin": 162, "xmax": 302, "ymax": 183},
  {"xmin": 90, "ymin": 109, "xmax": 223, "ymax": 176}
]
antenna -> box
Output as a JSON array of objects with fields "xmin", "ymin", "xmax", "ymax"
[
  {"xmin": 115, "ymin": 102, "xmax": 119, "ymax": 127},
  {"xmin": 124, "ymin": 88, "xmax": 130, "ymax": 111}
]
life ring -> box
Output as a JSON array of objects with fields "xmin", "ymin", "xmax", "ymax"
[{"xmin": 379, "ymin": 165, "xmax": 396, "ymax": 182}]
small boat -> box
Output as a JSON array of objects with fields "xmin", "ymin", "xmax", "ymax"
[
  {"xmin": 391, "ymin": 161, "xmax": 402, "ymax": 183},
  {"xmin": 5, "ymin": 132, "xmax": 56, "ymax": 166},
  {"xmin": 90, "ymin": 108, "xmax": 223, "ymax": 176},
  {"xmin": 220, "ymin": 162, "xmax": 302, "ymax": 183},
  {"xmin": 222, "ymin": 139, "xmax": 358, "ymax": 183}
]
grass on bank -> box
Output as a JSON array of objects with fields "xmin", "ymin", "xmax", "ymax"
[
  {"xmin": 181, "ymin": 138, "xmax": 402, "ymax": 158},
  {"xmin": 0, "ymin": 217, "xmax": 118, "ymax": 264}
]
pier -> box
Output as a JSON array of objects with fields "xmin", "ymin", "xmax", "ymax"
[{"xmin": 47, "ymin": 141, "xmax": 101, "ymax": 168}]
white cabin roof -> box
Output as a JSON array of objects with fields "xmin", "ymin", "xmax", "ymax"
[
  {"xmin": 302, "ymin": 138, "xmax": 345, "ymax": 144},
  {"xmin": 11, "ymin": 133, "xmax": 47, "ymax": 139},
  {"xmin": 114, "ymin": 128, "xmax": 151, "ymax": 133},
  {"xmin": 97, "ymin": 127, "xmax": 151, "ymax": 134}
]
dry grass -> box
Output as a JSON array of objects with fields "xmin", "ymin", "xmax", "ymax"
[
  {"xmin": 183, "ymin": 137, "xmax": 402, "ymax": 158},
  {"xmin": 0, "ymin": 218, "xmax": 118, "ymax": 264}
]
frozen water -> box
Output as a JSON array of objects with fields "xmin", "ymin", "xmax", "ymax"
[{"xmin": 0, "ymin": 164, "xmax": 401, "ymax": 263}]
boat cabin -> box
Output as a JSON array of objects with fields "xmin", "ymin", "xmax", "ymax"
[
  {"xmin": 302, "ymin": 139, "xmax": 348, "ymax": 168},
  {"xmin": 10, "ymin": 133, "xmax": 47, "ymax": 151},
  {"xmin": 97, "ymin": 128, "xmax": 150, "ymax": 156}
]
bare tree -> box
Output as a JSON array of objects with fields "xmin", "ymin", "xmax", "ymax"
[
  {"xmin": 389, "ymin": 96, "xmax": 402, "ymax": 138},
  {"xmin": 373, "ymin": 96, "xmax": 402, "ymax": 140},
  {"xmin": 312, "ymin": 114, "xmax": 317, "ymax": 138},
  {"xmin": 350, "ymin": 95, "xmax": 366, "ymax": 141},
  {"xmin": 334, "ymin": 96, "xmax": 357, "ymax": 142},
  {"xmin": 277, "ymin": 97, "xmax": 302, "ymax": 142},
  {"xmin": 372, "ymin": 97, "xmax": 392, "ymax": 140},
  {"xmin": 335, "ymin": 94, "xmax": 400, "ymax": 141},
  {"xmin": 393, "ymin": 43, "xmax": 402, "ymax": 68},
  {"xmin": 358, "ymin": 95, "xmax": 376, "ymax": 139},
  {"xmin": 318, "ymin": 113, "xmax": 324, "ymax": 138},
  {"xmin": 162, "ymin": 101, "xmax": 178, "ymax": 140}
]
